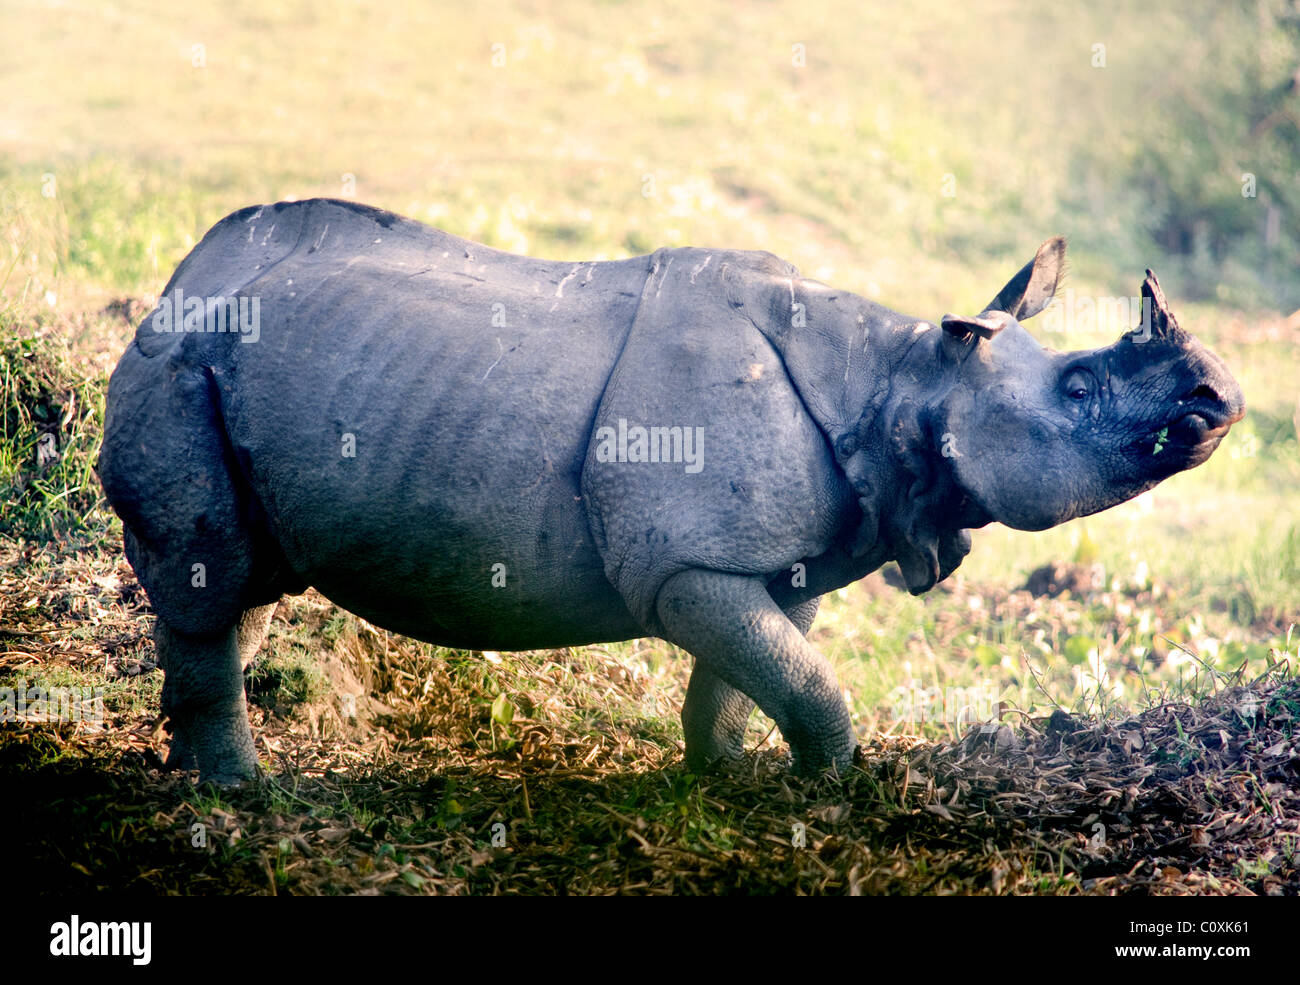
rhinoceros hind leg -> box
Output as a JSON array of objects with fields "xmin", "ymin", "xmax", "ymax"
[
  {"xmin": 156, "ymin": 618, "xmax": 259, "ymax": 786},
  {"xmin": 162, "ymin": 603, "xmax": 275, "ymax": 778},
  {"xmin": 680, "ymin": 595, "xmax": 823, "ymax": 772},
  {"xmin": 658, "ymin": 571, "xmax": 854, "ymax": 775}
]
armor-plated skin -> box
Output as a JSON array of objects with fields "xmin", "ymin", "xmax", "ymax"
[{"xmin": 98, "ymin": 199, "xmax": 1245, "ymax": 782}]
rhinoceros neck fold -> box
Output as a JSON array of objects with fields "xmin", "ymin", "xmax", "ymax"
[{"xmin": 745, "ymin": 279, "xmax": 986, "ymax": 595}]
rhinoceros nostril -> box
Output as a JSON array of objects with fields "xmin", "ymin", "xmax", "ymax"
[{"xmin": 1183, "ymin": 384, "xmax": 1220, "ymax": 405}]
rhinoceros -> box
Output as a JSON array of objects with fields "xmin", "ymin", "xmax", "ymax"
[{"xmin": 97, "ymin": 198, "xmax": 1245, "ymax": 784}]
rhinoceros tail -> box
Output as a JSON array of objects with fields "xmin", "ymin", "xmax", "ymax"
[{"xmin": 98, "ymin": 342, "xmax": 289, "ymax": 636}]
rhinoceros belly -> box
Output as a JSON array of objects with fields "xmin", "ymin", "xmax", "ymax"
[{"xmin": 213, "ymin": 246, "xmax": 652, "ymax": 649}]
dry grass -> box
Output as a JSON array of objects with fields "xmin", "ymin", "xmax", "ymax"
[{"xmin": 2, "ymin": 535, "xmax": 1296, "ymax": 896}]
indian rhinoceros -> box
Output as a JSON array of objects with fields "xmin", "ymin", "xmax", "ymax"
[{"xmin": 97, "ymin": 198, "xmax": 1245, "ymax": 784}]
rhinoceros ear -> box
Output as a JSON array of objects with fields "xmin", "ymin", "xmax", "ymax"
[
  {"xmin": 940, "ymin": 310, "xmax": 1011, "ymax": 340},
  {"xmin": 983, "ymin": 236, "xmax": 1066, "ymax": 321}
]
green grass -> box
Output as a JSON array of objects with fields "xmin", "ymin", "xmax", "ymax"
[
  {"xmin": 247, "ymin": 645, "xmax": 330, "ymax": 714},
  {"xmin": 0, "ymin": 310, "xmax": 114, "ymax": 538}
]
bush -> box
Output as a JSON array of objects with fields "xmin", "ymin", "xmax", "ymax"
[{"xmin": 0, "ymin": 306, "xmax": 110, "ymax": 538}]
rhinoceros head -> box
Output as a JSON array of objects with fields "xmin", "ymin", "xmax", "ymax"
[{"xmin": 934, "ymin": 238, "xmax": 1245, "ymax": 533}]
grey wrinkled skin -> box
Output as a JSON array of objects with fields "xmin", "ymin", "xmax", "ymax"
[{"xmin": 97, "ymin": 199, "xmax": 1246, "ymax": 784}]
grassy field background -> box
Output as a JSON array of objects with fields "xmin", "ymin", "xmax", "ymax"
[{"xmin": 1, "ymin": 0, "xmax": 1298, "ymax": 894}]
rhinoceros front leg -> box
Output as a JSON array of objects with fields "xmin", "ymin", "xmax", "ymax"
[
  {"xmin": 681, "ymin": 663, "xmax": 753, "ymax": 771},
  {"xmin": 681, "ymin": 596, "xmax": 822, "ymax": 772},
  {"xmin": 156, "ymin": 618, "xmax": 258, "ymax": 785},
  {"xmin": 236, "ymin": 603, "xmax": 278, "ymax": 669},
  {"xmin": 658, "ymin": 571, "xmax": 855, "ymax": 774}
]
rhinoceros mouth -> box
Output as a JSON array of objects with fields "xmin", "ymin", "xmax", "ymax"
[
  {"xmin": 1163, "ymin": 384, "xmax": 1244, "ymax": 441},
  {"xmin": 1170, "ymin": 410, "xmax": 1228, "ymax": 445},
  {"xmin": 1143, "ymin": 407, "xmax": 1236, "ymax": 465}
]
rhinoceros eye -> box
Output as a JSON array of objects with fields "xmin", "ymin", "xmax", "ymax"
[{"xmin": 1063, "ymin": 369, "xmax": 1094, "ymax": 401}]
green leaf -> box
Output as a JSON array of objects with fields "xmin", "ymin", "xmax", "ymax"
[
  {"xmin": 490, "ymin": 692, "xmax": 515, "ymax": 726},
  {"xmin": 1152, "ymin": 427, "xmax": 1168, "ymax": 455},
  {"xmin": 1064, "ymin": 635, "xmax": 1097, "ymax": 665}
]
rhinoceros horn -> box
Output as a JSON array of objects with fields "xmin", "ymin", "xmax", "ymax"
[{"xmin": 1138, "ymin": 268, "xmax": 1184, "ymax": 341}]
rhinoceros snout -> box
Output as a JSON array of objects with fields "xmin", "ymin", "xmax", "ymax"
[{"xmin": 1178, "ymin": 380, "xmax": 1245, "ymax": 428}]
